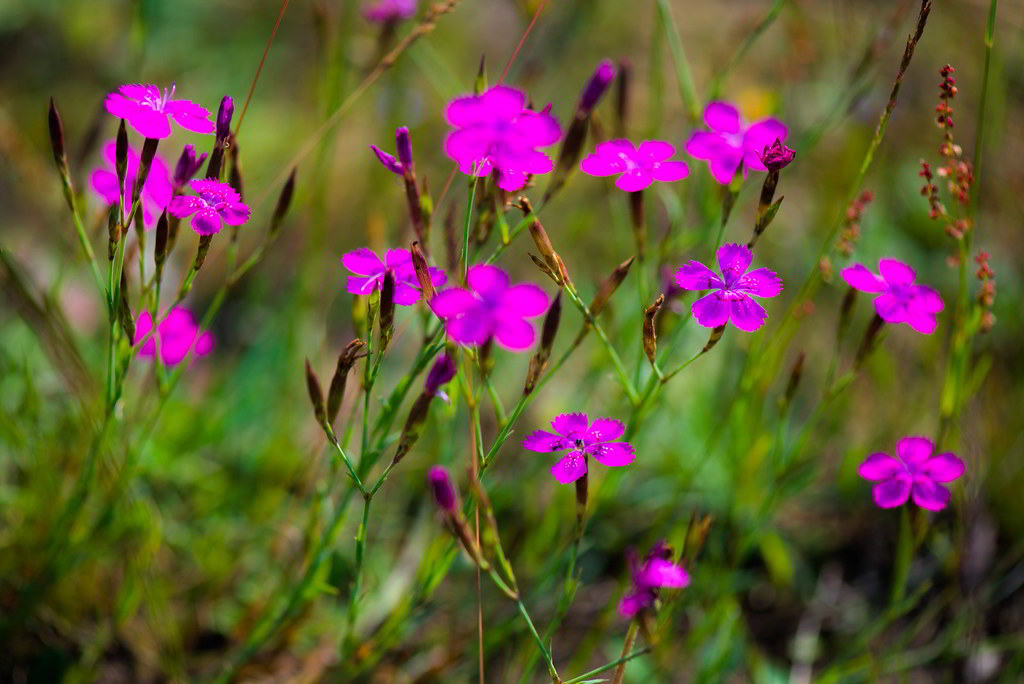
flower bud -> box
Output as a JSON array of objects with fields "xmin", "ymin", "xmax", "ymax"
[
  {"xmin": 270, "ymin": 168, "xmax": 296, "ymax": 239},
  {"xmin": 590, "ymin": 256, "xmax": 635, "ymax": 318},
  {"xmin": 370, "ymin": 144, "xmax": 403, "ymax": 175},
  {"xmin": 228, "ymin": 135, "xmax": 244, "ymax": 199},
  {"xmin": 154, "ymin": 209, "xmax": 169, "ymax": 271},
  {"xmin": 761, "ymin": 138, "xmax": 795, "ymax": 172},
  {"xmin": 579, "ymin": 59, "xmax": 616, "ymax": 114},
  {"xmin": 524, "ymin": 207, "xmax": 568, "ymax": 287},
  {"xmin": 837, "ymin": 286, "xmax": 858, "ymax": 340},
  {"xmin": 117, "ymin": 270, "xmax": 135, "ymax": 341},
  {"xmin": 379, "ymin": 270, "xmax": 396, "ymax": 353},
  {"xmin": 48, "ymin": 98, "xmax": 66, "ymax": 171},
  {"xmin": 191, "ymin": 234, "xmax": 214, "ymax": 273},
  {"xmin": 410, "ymin": 241, "xmax": 436, "ymax": 302},
  {"xmin": 425, "ymin": 352, "xmax": 457, "ymax": 396},
  {"xmin": 428, "ymin": 466, "xmax": 459, "ymax": 514},
  {"xmin": 614, "ymin": 58, "xmax": 631, "ymax": 138},
  {"xmin": 115, "ymin": 119, "xmax": 128, "ymax": 197},
  {"xmin": 702, "ymin": 324, "xmax": 726, "ymax": 353},
  {"xmin": 396, "ymin": 126, "xmax": 413, "ymax": 169},
  {"xmin": 216, "ymin": 95, "xmax": 234, "ymax": 144},
  {"xmin": 173, "ymin": 144, "xmax": 207, "ymax": 193},
  {"xmin": 525, "ymin": 292, "xmax": 561, "ymax": 395},
  {"xmin": 643, "ymin": 294, "xmax": 664, "ymax": 366},
  {"xmin": 305, "ymin": 359, "xmax": 327, "ymax": 428},
  {"xmin": 783, "ymin": 351, "xmax": 805, "ymax": 406},
  {"xmin": 107, "ymin": 204, "xmax": 120, "ymax": 260},
  {"xmin": 132, "ymin": 137, "xmax": 159, "ymax": 214},
  {"xmin": 327, "ymin": 339, "xmax": 366, "ymax": 426},
  {"xmin": 855, "ymin": 314, "xmax": 886, "ymax": 368}
]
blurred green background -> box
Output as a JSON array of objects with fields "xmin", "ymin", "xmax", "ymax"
[{"xmin": 2, "ymin": 0, "xmax": 1023, "ymax": 681}]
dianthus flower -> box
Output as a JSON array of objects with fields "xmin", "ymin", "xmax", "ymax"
[
  {"xmin": 134, "ymin": 308, "xmax": 214, "ymax": 366},
  {"xmin": 444, "ymin": 85, "xmax": 562, "ymax": 191},
  {"xmin": 168, "ymin": 179, "xmax": 251, "ymax": 236},
  {"xmin": 579, "ymin": 139, "xmax": 689, "ymax": 192},
  {"xmin": 364, "ymin": 0, "xmax": 416, "ymax": 22},
  {"xmin": 91, "ymin": 140, "xmax": 172, "ymax": 229},
  {"xmin": 619, "ymin": 542, "xmax": 690, "ymax": 618},
  {"xmin": 105, "ymin": 84, "xmax": 215, "ymax": 139},
  {"xmin": 172, "ymin": 144, "xmax": 207, "ymax": 193},
  {"xmin": 342, "ymin": 247, "xmax": 446, "ymax": 304},
  {"xmin": 841, "ymin": 258, "xmax": 944, "ymax": 334},
  {"xmin": 674, "ymin": 243, "xmax": 783, "ymax": 331},
  {"xmin": 430, "ymin": 265, "xmax": 548, "ymax": 350},
  {"xmin": 858, "ymin": 436, "xmax": 965, "ymax": 511},
  {"xmin": 685, "ymin": 101, "xmax": 787, "ymax": 185},
  {"xmin": 522, "ymin": 413, "xmax": 635, "ymax": 484}
]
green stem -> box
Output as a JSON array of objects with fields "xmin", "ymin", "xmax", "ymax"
[
  {"xmin": 563, "ymin": 286, "xmax": 639, "ymax": 404},
  {"xmin": 565, "ymin": 646, "xmax": 651, "ymax": 684},
  {"xmin": 344, "ymin": 495, "xmax": 373, "ymax": 649}
]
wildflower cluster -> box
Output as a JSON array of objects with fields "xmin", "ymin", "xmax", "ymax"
[{"xmin": 975, "ymin": 251, "xmax": 996, "ymax": 332}]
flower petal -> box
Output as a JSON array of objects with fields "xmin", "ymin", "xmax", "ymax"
[
  {"xmin": 500, "ymin": 284, "xmax": 549, "ymax": 317},
  {"xmin": 709, "ymin": 149, "xmax": 743, "ymax": 185},
  {"xmin": 841, "ymin": 264, "xmax": 887, "ymax": 293},
  {"xmin": 649, "ymin": 160, "xmax": 690, "ymax": 183},
  {"xmin": 637, "ymin": 140, "xmax": 675, "ymax": 161},
  {"xmin": 615, "ymin": 169, "xmax": 652, "ymax": 192},
  {"xmin": 342, "ymin": 248, "xmax": 384, "ymax": 277},
  {"xmin": 691, "ymin": 293, "xmax": 729, "ymax": 328},
  {"xmin": 717, "ymin": 243, "xmax": 753, "ymax": 278},
  {"xmin": 191, "ymin": 208, "xmax": 222, "ymax": 235},
  {"xmin": 637, "ymin": 558, "xmax": 690, "ymax": 588},
  {"xmin": 685, "ymin": 131, "xmax": 729, "ymax": 160},
  {"xmin": 494, "ymin": 316, "xmax": 536, "ymax": 350},
  {"xmin": 552, "ymin": 412, "xmax": 589, "ymax": 438},
  {"xmin": 911, "ymin": 479, "xmax": 951, "ymax": 511},
  {"xmin": 523, "ymin": 430, "xmax": 571, "ymax": 452},
  {"xmin": 704, "ymin": 101, "xmax": 741, "ymax": 134},
  {"xmin": 347, "ymin": 276, "xmax": 379, "ymax": 296},
  {"xmin": 878, "ymin": 258, "xmax": 916, "ymax": 286},
  {"xmin": 737, "ymin": 268, "xmax": 783, "ymax": 298},
  {"xmin": 589, "ymin": 442, "xmax": 635, "ymax": 467},
  {"xmin": 165, "ymin": 99, "xmax": 215, "ymax": 134},
  {"xmin": 619, "ymin": 590, "xmax": 653, "ymax": 618},
  {"xmin": 742, "ymin": 118, "xmax": 788, "ymax": 154},
  {"xmin": 430, "ymin": 288, "xmax": 477, "ymax": 317},
  {"xmin": 221, "ymin": 203, "xmax": 250, "ymax": 226},
  {"xmin": 905, "ymin": 309, "xmax": 939, "ymax": 334},
  {"xmin": 587, "ymin": 417, "xmax": 625, "ymax": 443},
  {"xmin": 872, "ymin": 474, "xmax": 912, "ymax": 508},
  {"xmin": 874, "ymin": 293, "xmax": 908, "ymax": 324},
  {"xmin": 551, "ymin": 451, "xmax": 588, "ymax": 484},
  {"xmin": 393, "ymin": 282, "xmax": 421, "ymax": 306},
  {"xmin": 580, "ymin": 151, "xmax": 626, "ymax": 176},
  {"xmin": 675, "ymin": 260, "xmax": 722, "ymax": 291},
  {"xmin": 859, "ymin": 452, "xmax": 904, "ymax": 481},
  {"xmin": 898, "ymin": 436, "xmax": 934, "ymax": 465},
  {"xmin": 912, "ymin": 286, "xmax": 944, "ymax": 313},
  {"xmin": 448, "ymin": 310, "xmax": 494, "ymax": 345},
  {"xmin": 728, "ymin": 296, "xmax": 768, "ymax": 332},
  {"xmin": 921, "ymin": 452, "xmax": 965, "ymax": 483}
]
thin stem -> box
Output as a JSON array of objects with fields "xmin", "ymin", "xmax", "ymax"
[
  {"xmin": 611, "ymin": 620, "xmax": 640, "ymax": 684},
  {"xmin": 564, "ymin": 647, "xmax": 651, "ymax": 684},
  {"xmin": 461, "ymin": 173, "xmax": 479, "ymax": 282},
  {"xmin": 562, "ymin": 286, "xmax": 639, "ymax": 404},
  {"xmin": 344, "ymin": 495, "xmax": 373, "ymax": 649}
]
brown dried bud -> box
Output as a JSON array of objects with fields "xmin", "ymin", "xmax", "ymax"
[
  {"xmin": 528, "ymin": 219, "xmax": 564, "ymax": 286},
  {"xmin": 327, "ymin": 339, "xmax": 366, "ymax": 426},
  {"xmin": 410, "ymin": 241, "xmax": 436, "ymax": 302},
  {"xmin": 643, "ymin": 294, "xmax": 665, "ymax": 366},
  {"xmin": 590, "ymin": 256, "xmax": 635, "ymax": 318},
  {"xmin": 305, "ymin": 359, "xmax": 327, "ymax": 428}
]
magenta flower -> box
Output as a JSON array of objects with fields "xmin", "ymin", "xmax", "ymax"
[
  {"xmin": 685, "ymin": 101, "xmax": 788, "ymax": 185},
  {"xmin": 430, "ymin": 265, "xmax": 548, "ymax": 350},
  {"xmin": 90, "ymin": 140, "xmax": 172, "ymax": 230},
  {"xmin": 168, "ymin": 179, "xmax": 251, "ymax": 236},
  {"xmin": 370, "ymin": 126, "xmax": 413, "ymax": 176},
  {"xmin": 134, "ymin": 307, "xmax": 214, "ymax": 366},
  {"xmin": 675, "ymin": 243, "xmax": 783, "ymax": 332},
  {"xmin": 364, "ymin": 0, "xmax": 416, "ymax": 22},
  {"xmin": 522, "ymin": 413, "xmax": 635, "ymax": 484},
  {"xmin": 172, "ymin": 144, "xmax": 207, "ymax": 193},
  {"xmin": 859, "ymin": 436, "xmax": 965, "ymax": 511},
  {"xmin": 444, "ymin": 85, "xmax": 562, "ymax": 191},
  {"xmin": 619, "ymin": 543, "xmax": 690, "ymax": 618},
  {"xmin": 842, "ymin": 259, "xmax": 944, "ymax": 334},
  {"xmin": 105, "ymin": 84, "xmax": 215, "ymax": 140},
  {"xmin": 580, "ymin": 139, "xmax": 690, "ymax": 192},
  {"xmin": 342, "ymin": 247, "xmax": 446, "ymax": 304}
]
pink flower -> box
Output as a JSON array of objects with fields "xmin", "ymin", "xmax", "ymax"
[
  {"xmin": 168, "ymin": 179, "xmax": 251, "ymax": 236},
  {"xmin": 444, "ymin": 85, "xmax": 562, "ymax": 191},
  {"xmin": 619, "ymin": 543, "xmax": 690, "ymax": 618},
  {"xmin": 579, "ymin": 139, "xmax": 690, "ymax": 192},
  {"xmin": 841, "ymin": 259, "xmax": 944, "ymax": 334},
  {"xmin": 859, "ymin": 436, "xmax": 965, "ymax": 511},
  {"xmin": 675, "ymin": 243, "xmax": 783, "ymax": 332},
  {"xmin": 105, "ymin": 84, "xmax": 215, "ymax": 140},
  {"xmin": 522, "ymin": 413, "xmax": 635, "ymax": 484},
  {"xmin": 363, "ymin": 0, "xmax": 416, "ymax": 22},
  {"xmin": 342, "ymin": 247, "xmax": 446, "ymax": 304},
  {"xmin": 90, "ymin": 140, "xmax": 172, "ymax": 230},
  {"xmin": 430, "ymin": 265, "xmax": 548, "ymax": 350},
  {"xmin": 134, "ymin": 307, "xmax": 214, "ymax": 366},
  {"xmin": 685, "ymin": 101, "xmax": 788, "ymax": 185}
]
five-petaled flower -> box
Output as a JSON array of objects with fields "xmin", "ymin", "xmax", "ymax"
[
  {"xmin": 430, "ymin": 265, "xmax": 549, "ymax": 350},
  {"xmin": 685, "ymin": 101, "xmax": 788, "ymax": 185},
  {"xmin": 363, "ymin": 0, "xmax": 417, "ymax": 23},
  {"xmin": 579, "ymin": 139, "xmax": 690, "ymax": 192},
  {"xmin": 91, "ymin": 140, "xmax": 172, "ymax": 230},
  {"xmin": 342, "ymin": 247, "xmax": 447, "ymax": 304},
  {"xmin": 842, "ymin": 259, "xmax": 944, "ymax": 334},
  {"xmin": 522, "ymin": 413, "xmax": 635, "ymax": 484},
  {"xmin": 858, "ymin": 436, "xmax": 965, "ymax": 511},
  {"xmin": 105, "ymin": 84, "xmax": 215, "ymax": 139},
  {"xmin": 675, "ymin": 243, "xmax": 783, "ymax": 332},
  {"xmin": 134, "ymin": 307, "xmax": 214, "ymax": 366},
  {"xmin": 168, "ymin": 179, "xmax": 251, "ymax": 236},
  {"xmin": 619, "ymin": 542, "xmax": 690, "ymax": 618},
  {"xmin": 444, "ymin": 85, "xmax": 562, "ymax": 192}
]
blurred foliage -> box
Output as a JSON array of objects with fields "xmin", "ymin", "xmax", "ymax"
[{"xmin": 2, "ymin": 0, "xmax": 1024, "ymax": 681}]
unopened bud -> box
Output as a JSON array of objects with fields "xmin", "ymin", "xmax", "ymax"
[
  {"xmin": 132, "ymin": 137, "xmax": 159, "ymax": 213},
  {"xmin": 392, "ymin": 392, "xmax": 431, "ymax": 466},
  {"xmin": 837, "ymin": 286, "xmax": 858, "ymax": 340},
  {"xmin": 215, "ymin": 95, "xmax": 234, "ymax": 144},
  {"xmin": 614, "ymin": 59, "xmax": 631, "ymax": 138},
  {"xmin": 525, "ymin": 292, "xmax": 561, "ymax": 394},
  {"xmin": 396, "ymin": 126, "xmax": 413, "ymax": 169},
  {"xmin": 115, "ymin": 120, "xmax": 128, "ymax": 196},
  {"xmin": 783, "ymin": 351, "xmax": 805, "ymax": 406},
  {"xmin": 428, "ymin": 466, "xmax": 459, "ymax": 514},
  {"xmin": 379, "ymin": 271, "xmax": 396, "ymax": 353},
  {"xmin": 643, "ymin": 294, "xmax": 664, "ymax": 365},
  {"xmin": 527, "ymin": 215, "xmax": 567, "ymax": 287},
  {"xmin": 760, "ymin": 138, "xmax": 795, "ymax": 172},
  {"xmin": 855, "ymin": 314, "xmax": 886, "ymax": 368},
  {"xmin": 107, "ymin": 204, "xmax": 120, "ymax": 260},
  {"xmin": 305, "ymin": 359, "xmax": 327, "ymax": 428},
  {"xmin": 228, "ymin": 135, "xmax": 243, "ymax": 200},
  {"xmin": 425, "ymin": 352, "xmax": 457, "ymax": 396},
  {"xmin": 173, "ymin": 144, "xmax": 207, "ymax": 192},
  {"xmin": 270, "ymin": 168, "xmax": 296, "ymax": 238},
  {"xmin": 191, "ymin": 234, "xmax": 214, "ymax": 273},
  {"xmin": 590, "ymin": 256, "xmax": 635, "ymax": 318},
  {"xmin": 410, "ymin": 241, "xmax": 436, "ymax": 302},
  {"xmin": 48, "ymin": 98, "xmax": 66, "ymax": 171},
  {"xmin": 327, "ymin": 339, "xmax": 366, "ymax": 426},
  {"xmin": 117, "ymin": 270, "xmax": 135, "ymax": 341},
  {"xmin": 702, "ymin": 325, "xmax": 726, "ymax": 353},
  {"xmin": 579, "ymin": 59, "xmax": 616, "ymax": 114},
  {"xmin": 154, "ymin": 209, "xmax": 169, "ymax": 270}
]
